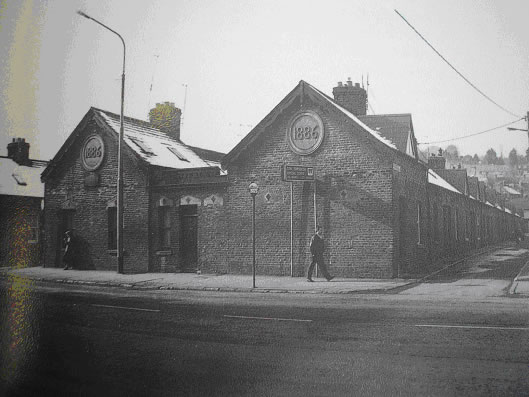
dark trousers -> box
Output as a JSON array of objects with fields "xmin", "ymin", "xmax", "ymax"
[{"xmin": 307, "ymin": 254, "xmax": 332, "ymax": 280}]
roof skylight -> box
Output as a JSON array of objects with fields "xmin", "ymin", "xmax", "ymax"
[
  {"xmin": 12, "ymin": 173, "xmax": 27, "ymax": 186},
  {"xmin": 166, "ymin": 146, "xmax": 189, "ymax": 162},
  {"xmin": 129, "ymin": 137, "xmax": 154, "ymax": 155}
]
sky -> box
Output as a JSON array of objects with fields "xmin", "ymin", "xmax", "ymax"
[{"xmin": 1, "ymin": 0, "xmax": 528, "ymax": 161}]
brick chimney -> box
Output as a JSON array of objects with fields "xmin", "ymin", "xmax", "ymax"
[
  {"xmin": 332, "ymin": 78, "xmax": 367, "ymax": 116},
  {"xmin": 7, "ymin": 138, "xmax": 31, "ymax": 165},
  {"xmin": 428, "ymin": 153, "xmax": 446, "ymax": 170},
  {"xmin": 149, "ymin": 102, "xmax": 182, "ymax": 141}
]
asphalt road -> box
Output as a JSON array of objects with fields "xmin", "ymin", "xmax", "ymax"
[{"xmin": 1, "ymin": 282, "xmax": 528, "ymax": 397}]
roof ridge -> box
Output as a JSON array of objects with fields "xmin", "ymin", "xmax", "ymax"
[
  {"xmin": 305, "ymin": 82, "xmax": 398, "ymax": 150},
  {"xmin": 94, "ymin": 108, "xmax": 180, "ymax": 141},
  {"xmin": 92, "ymin": 107, "xmax": 152, "ymax": 127},
  {"xmin": 370, "ymin": 113, "xmax": 412, "ymax": 117}
]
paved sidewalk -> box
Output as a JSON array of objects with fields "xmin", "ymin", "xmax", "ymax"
[
  {"xmin": 0, "ymin": 266, "xmax": 413, "ymax": 295},
  {"xmin": 509, "ymin": 260, "xmax": 529, "ymax": 296}
]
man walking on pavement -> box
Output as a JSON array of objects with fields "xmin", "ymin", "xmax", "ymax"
[{"xmin": 307, "ymin": 225, "xmax": 334, "ymax": 282}]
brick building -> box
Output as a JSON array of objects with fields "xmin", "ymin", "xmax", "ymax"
[
  {"xmin": 41, "ymin": 104, "xmax": 226, "ymax": 273},
  {"xmin": 41, "ymin": 79, "xmax": 522, "ymax": 277},
  {"xmin": 1, "ymin": 138, "xmax": 47, "ymax": 267}
]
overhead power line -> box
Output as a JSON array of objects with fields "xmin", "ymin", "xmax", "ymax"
[
  {"xmin": 418, "ymin": 118, "xmax": 525, "ymax": 145},
  {"xmin": 395, "ymin": 9, "xmax": 523, "ymax": 119}
]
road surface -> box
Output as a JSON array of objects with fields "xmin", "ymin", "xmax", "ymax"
[{"xmin": 1, "ymin": 281, "xmax": 528, "ymax": 396}]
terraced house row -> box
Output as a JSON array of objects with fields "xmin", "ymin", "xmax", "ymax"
[{"xmin": 39, "ymin": 79, "xmax": 524, "ymax": 278}]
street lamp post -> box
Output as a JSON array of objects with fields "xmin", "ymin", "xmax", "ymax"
[
  {"xmin": 249, "ymin": 182, "xmax": 259, "ymax": 288},
  {"xmin": 77, "ymin": 11, "xmax": 126, "ymax": 273}
]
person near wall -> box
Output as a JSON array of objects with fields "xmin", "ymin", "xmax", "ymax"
[
  {"xmin": 63, "ymin": 230, "xmax": 76, "ymax": 270},
  {"xmin": 307, "ymin": 225, "xmax": 334, "ymax": 282}
]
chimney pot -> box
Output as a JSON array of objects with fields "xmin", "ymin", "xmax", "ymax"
[
  {"xmin": 354, "ymin": 83, "xmax": 360, "ymax": 88},
  {"xmin": 428, "ymin": 152, "xmax": 446, "ymax": 170},
  {"xmin": 332, "ymin": 77, "xmax": 367, "ymax": 116},
  {"xmin": 7, "ymin": 137, "xmax": 30, "ymax": 165}
]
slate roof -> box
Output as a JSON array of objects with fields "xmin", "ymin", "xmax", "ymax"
[
  {"xmin": 428, "ymin": 169, "xmax": 461, "ymax": 194},
  {"xmin": 43, "ymin": 108, "xmax": 225, "ymax": 180},
  {"xmin": 0, "ymin": 156, "xmax": 47, "ymax": 198},
  {"xmin": 358, "ymin": 114, "xmax": 416, "ymax": 158},
  {"xmin": 95, "ymin": 109, "xmax": 223, "ymax": 170},
  {"xmin": 434, "ymin": 169, "xmax": 468, "ymax": 195}
]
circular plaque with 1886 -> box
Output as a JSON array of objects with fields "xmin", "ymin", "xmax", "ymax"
[
  {"xmin": 287, "ymin": 111, "xmax": 324, "ymax": 155},
  {"xmin": 81, "ymin": 134, "xmax": 105, "ymax": 171}
]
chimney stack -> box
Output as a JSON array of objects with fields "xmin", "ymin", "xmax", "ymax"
[
  {"xmin": 149, "ymin": 102, "xmax": 182, "ymax": 141},
  {"xmin": 7, "ymin": 138, "xmax": 31, "ymax": 165},
  {"xmin": 428, "ymin": 153, "xmax": 446, "ymax": 170},
  {"xmin": 332, "ymin": 77, "xmax": 367, "ymax": 116}
]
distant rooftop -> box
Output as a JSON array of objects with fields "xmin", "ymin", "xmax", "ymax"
[{"xmin": 0, "ymin": 156, "xmax": 47, "ymax": 198}]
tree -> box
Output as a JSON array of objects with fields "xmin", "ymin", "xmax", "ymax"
[
  {"xmin": 462, "ymin": 155, "xmax": 473, "ymax": 164},
  {"xmin": 484, "ymin": 148, "xmax": 498, "ymax": 165},
  {"xmin": 473, "ymin": 154, "xmax": 480, "ymax": 164},
  {"xmin": 444, "ymin": 145, "xmax": 459, "ymax": 161},
  {"xmin": 508, "ymin": 148, "xmax": 519, "ymax": 168}
]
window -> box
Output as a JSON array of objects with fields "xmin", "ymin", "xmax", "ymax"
[
  {"xmin": 12, "ymin": 172, "xmax": 27, "ymax": 186},
  {"xmin": 28, "ymin": 215, "xmax": 39, "ymax": 243},
  {"xmin": 465, "ymin": 212, "xmax": 471, "ymax": 241},
  {"xmin": 432, "ymin": 204, "xmax": 439, "ymax": 242},
  {"xmin": 108, "ymin": 207, "xmax": 117, "ymax": 250},
  {"xmin": 159, "ymin": 206, "xmax": 171, "ymax": 249},
  {"xmin": 129, "ymin": 137, "xmax": 154, "ymax": 155},
  {"xmin": 166, "ymin": 146, "xmax": 188, "ymax": 162},
  {"xmin": 417, "ymin": 202, "xmax": 422, "ymax": 244},
  {"xmin": 442, "ymin": 206, "xmax": 451, "ymax": 248},
  {"xmin": 398, "ymin": 197, "xmax": 407, "ymax": 258},
  {"xmin": 454, "ymin": 209, "xmax": 459, "ymax": 241}
]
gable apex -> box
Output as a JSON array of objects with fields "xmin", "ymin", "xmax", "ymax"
[{"xmin": 222, "ymin": 80, "xmax": 400, "ymax": 168}]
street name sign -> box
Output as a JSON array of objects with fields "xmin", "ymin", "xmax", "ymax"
[{"xmin": 281, "ymin": 165, "xmax": 315, "ymax": 182}]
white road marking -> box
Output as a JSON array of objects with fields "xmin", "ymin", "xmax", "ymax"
[
  {"xmin": 224, "ymin": 315, "xmax": 312, "ymax": 323},
  {"xmin": 415, "ymin": 324, "xmax": 529, "ymax": 331},
  {"xmin": 91, "ymin": 304, "xmax": 160, "ymax": 312}
]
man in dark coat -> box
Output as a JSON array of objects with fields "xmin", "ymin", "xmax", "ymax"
[
  {"xmin": 63, "ymin": 230, "xmax": 75, "ymax": 270},
  {"xmin": 307, "ymin": 226, "xmax": 334, "ymax": 282}
]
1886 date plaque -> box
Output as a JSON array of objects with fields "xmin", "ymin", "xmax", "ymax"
[
  {"xmin": 287, "ymin": 111, "xmax": 324, "ymax": 155},
  {"xmin": 81, "ymin": 134, "xmax": 105, "ymax": 171}
]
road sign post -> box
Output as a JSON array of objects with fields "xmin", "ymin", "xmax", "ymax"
[
  {"xmin": 281, "ymin": 165, "xmax": 317, "ymax": 277},
  {"xmin": 249, "ymin": 182, "xmax": 259, "ymax": 288}
]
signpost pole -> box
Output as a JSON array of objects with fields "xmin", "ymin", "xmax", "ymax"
[
  {"xmin": 249, "ymin": 182, "xmax": 259, "ymax": 288},
  {"xmin": 313, "ymin": 178, "xmax": 317, "ymax": 231},
  {"xmin": 290, "ymin": 181, "xmax": 294, "ymax": 277},
  {"xmin": 282, "ymin": 165, "xmax": 315, "ymax": 278},
  {"xmin": 313, "ymin": 177, "xmax": 318, "ymax": 277}
]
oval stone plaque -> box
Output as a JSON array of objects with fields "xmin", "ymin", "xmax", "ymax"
[
  {"xmin": 287, "ymin": 111, "xmax": 324, "ymax": 155},
  {"xmin": 81, "ymin": 135, "xmax": 105, "ymax": 171}
]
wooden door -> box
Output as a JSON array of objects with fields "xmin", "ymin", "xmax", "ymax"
[{"xmin": 180, "ymin": 205, "xmax": 198, "ymax": 272}]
